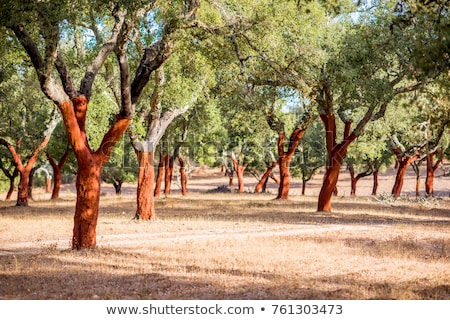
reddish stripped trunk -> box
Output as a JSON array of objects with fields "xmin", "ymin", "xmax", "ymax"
[
  {"xmin": 317, "ymin": 114, "xmax": 355, "ymax": 212},
  {"xmin": 277, "ymin": 128, "xmax": 307, "ymax": 199},
  {"xmin": 426, "ymin": 170, "xmax": 435, "ymax": 195},
  {"xmin": 318, "ymin": 150, "xmax": 346, "ymax": 212},
  {"xmin": 154, "ymin": 153, "xmax": 166, "ymax": 197},
  {"xmin": 372, "ymin": 170, "xmax": 379, "ymax": 196},
  {"xmin": 277, "ymin": 155, "xmax": 290, "ymax": 199},
  {"xmin": 47, "ymin": 150, "xmax": 70, "ymax": 200},
  {"xmin": 135, "ymin": 151, "xmax": 155, "ymax": 220},
  {"xmin": 391, "ymin": 146, "xmax": 419, "ymax": 197},
  {"xmin": 392, "ymin": 161, "xmax": 408, "ymax": 197},
  {"xmin": 52, "ymin": 169, "xmax": 62, "ymax": 199},
  {"xmin": 391, "ymin": 155, "xmax": 418, "ymax": 197},
  {"xmin": 72, "ymin": 159, "xmax": 102, "ymax": 249},
  {"xmin": 179, "ymin": 157, "xmax": 187, "ymax": 196},
  {"xmin": 255, "ymin": 162, "xmax": 277, "ymax": 193},
  {"xmin": 235, "ymin": 165, "xmax": 245, "ymax": 193},
  {"xmin": 17, "ymin": 169, "xmax": 32, "ymax": 206},
  {"xmin": 425, "ymin": 151, "xmax": 442, "ymax": 196},
  {"xmin": 6, "ymin": 168, "xmax": 19, "ymax": 200},
  {"xmin": 230, "ymin": 154, "xmax": 247, "ymax": 193},
  {"xmin": 351, "ymin": 179, "xmax": 359, "ymax": 196},
  {"xmin": 164, "ymin": 154, "xmax": 172, "ymax": 195},
  {"xmin": 45, "ymin": 177, "xmax": 51, "ymax": 193}
]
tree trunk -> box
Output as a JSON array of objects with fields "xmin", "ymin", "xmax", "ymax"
[
  {"xmin": 372, "ymin": 170, "xmax": 379, "ymax": 196},
  {"xmin": 179, "ymin": 157, "xmax": 187, "ymax": 196},
  {"xmin": 230, "ymin": 153, "xmax": 247, "ymax": 193},
  {"xmin": 351, "ymin": 178, "xmax": 359, "ymax": 196},
  {"xmin": 154, "ymin": 153, "xmax": 166, "ymax": 197},
  {"xmin": 276, "ymin": 127, "xmax": 308, "ymax": 199},
  {"xmin": 72, "ymin": 160, "xmax": 102, "ymax": 249},
  {"xmin": 349, "ymin": 166, "xmax": 356, "ymax": 196},
  {"xmin": 47, "ymin": 150, "xmax": 70, "ymax": 200},
  {"xmin": 227, "ymin": 169, "xmax": 234, "ymax": 192},
  {"xmin": 45, "ymin": 176, "xmax": 52, "ymax": 193},
  {"xmin": 425, "ymin": 151, "xmax": 442, "ymax": 196},
  {"xmin": 27, "ymin": 167, "xmax": 36, "ymax": 199},
  {"xmin": 349, "ymin": 166, "xmax": 372, "ymax": 196},
  {"xmin": 262, "ymin": 176, "xmax": 269, "ymax": 193},
  {"xmin": 235, "ymin": 164, "xmax": 246, "ymax": 193},
  {"xmin": 52, "ymin": 168, "xmax": 63, "ymax": 199},
  {"xmin": 164, "ymin": 154, "xmax": 172, "ymax": 195},
  {"xmin": 391, "ymin": 156, "xmax": 418, "ymax": 197},
  {"xmin": 277, "ymin": 155, "xmax": 291, "ymax": 199},
  {"xmin": 113, "ymin": 180, "xmax": 123, "ymax": 195},
  {"xmin": 317, "ymin": 156, "xmax": 342, "ymax": 212},
  {"xmin": 135, "ymin": 151, "xmax": 155, "ymax": 220},
  {"xmin": 392, "ymin": 160, "xmax": 408, "ymax": 197},
  {"xmin": 16, "ymin": 169, "xmax": 31, "ymax": 206},
  {"xmin": 415, "ymin": 177, "xmax": 420, "ymax": 197},
  {"xmin": 425, "ymin": 169, "xmax": 435, "ymax": 196},
  {"xmin": 5, "ymin": 168, "xmax": 19, "ymax": 200},
  {"xmin": 254, "ymin": 161, "xmax": 277, "ymax": 193},
  {"xmin": 317, "ymin": 113, "xmax": 355, "ymax": 212},
  {"xmin": 302, "ymin": 178, "xmax": 306, "ymax": 195}
]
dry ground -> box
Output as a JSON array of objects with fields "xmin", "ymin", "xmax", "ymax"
[{"xmin": 0, "ymin": 167, "xmax": 450, "ymax": 300}]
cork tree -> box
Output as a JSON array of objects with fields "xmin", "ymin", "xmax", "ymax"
[{"xmin": 1, "ymin": 0, "xmax": 200, "ymax": 249}]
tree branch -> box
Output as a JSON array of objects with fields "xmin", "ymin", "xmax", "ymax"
[
  {"xmin": 79, "ymin": 7, "xmax": 127, "ymax": 98},
  {"xmin": 130, "ymin": 38, "xmax": 174, "ymax": 107}
]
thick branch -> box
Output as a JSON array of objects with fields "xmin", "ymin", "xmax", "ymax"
[
  {"xmin": 115, "ymin": 19, "xmax": 133, "ymax": 120},
  {"xmin": 79, "ymin": 8, "xmax": 126, "ymax": 98},
  {"xmin": 55, "ymin": 51, "xmax": 78, "ymax": 98},
  {"xmin": 0, "ymin": 138, "xmax": 24, "ymax": 171},
  {"xmin": 131, "ymin": 38, "xmax": 174, "ymax": 107},
  {"xmin": 11, "ymin": 25, "xmax": 68, "ymax": 105}
]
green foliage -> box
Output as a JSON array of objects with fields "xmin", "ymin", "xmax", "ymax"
[
  {"xmin": 291, "ymin": 120, "xmax": 327, "ymax": 180},
  {"xmin": 0, "ymin": 32, "xmax": 58, "ymax": 163},
  {"xmin": 346, "ymin": 119, "xmax": 395, "ymax": 174}
]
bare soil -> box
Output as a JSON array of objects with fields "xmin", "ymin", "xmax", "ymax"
[{"xmin": 0, "ymin": 166, "xmax": 449, "ymax": 299}]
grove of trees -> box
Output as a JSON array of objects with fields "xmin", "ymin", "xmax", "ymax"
[{"xmin": 0, "ymin": 0, "xmax": 448, "ymax": 249}]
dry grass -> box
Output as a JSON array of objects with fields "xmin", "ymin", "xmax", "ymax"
[{"xmin": 1, "ymin": 192, "xmax": 450, "ymax": 300}]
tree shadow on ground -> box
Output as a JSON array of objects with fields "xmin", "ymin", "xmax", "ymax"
[{"xmin": 1, "ymin": 249, "xmax": 448, "ymax": 300}]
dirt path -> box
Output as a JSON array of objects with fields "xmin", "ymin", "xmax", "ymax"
[{"xmin": 0, "ymin": 223, "xmax": 387, "ymax": 256}]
